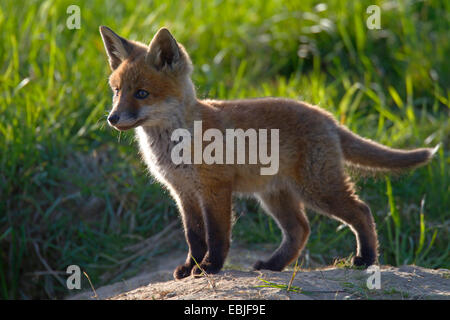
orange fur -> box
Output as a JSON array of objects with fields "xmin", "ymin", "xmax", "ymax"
[{"xmin": 100, "ymin": 26, "xmax": 436, "ymax": 279}]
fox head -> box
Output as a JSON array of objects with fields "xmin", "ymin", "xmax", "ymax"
[{"xmin": 99, "ymin": 26, "xmax": 195, "ymax": 131}]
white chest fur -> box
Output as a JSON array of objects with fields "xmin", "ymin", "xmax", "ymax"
[{"xmin": 135, "ymin": 126, "xmax": 194, "ymax": 189}]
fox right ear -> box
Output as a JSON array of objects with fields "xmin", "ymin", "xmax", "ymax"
[{"xmin": 99, "ymin": 26, "xmax": 133, "ymax": 70}]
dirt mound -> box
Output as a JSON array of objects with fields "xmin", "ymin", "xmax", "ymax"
[
  {"xmin": 68, "ymin": 247, "xmax": 449, "ymax": 300},
  {"xmin": 108, "ymin": 266, "xmax": 450, "ymax": 300}
]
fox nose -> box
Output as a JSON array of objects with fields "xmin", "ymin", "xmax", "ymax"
[{"xmin": 108, "ymin": 114, "xmax": 120, "ymax": 125}]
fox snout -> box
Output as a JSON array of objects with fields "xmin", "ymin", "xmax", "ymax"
[
  {"xmin": 107, "ymin": 113, "xmax": 120, "ymax": 125},
  {"xmin": 107, "ymin": 109, "xmax": 145, "ymax": 131}
]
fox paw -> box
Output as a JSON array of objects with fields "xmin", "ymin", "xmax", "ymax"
[
  {"xmin": 173, "ymin": 264, "xmax": 193, "ymax": 280},
  {"xmin": 253, "ymin": 260, "xmax": 283, "ymax": 271},
  {"xmin": 352, "ymin": 256, "xmax": 375, "ymax": 268},
  {"xmin": 191, "ymin": 262, "xmax": 222, "ymax": 277}
]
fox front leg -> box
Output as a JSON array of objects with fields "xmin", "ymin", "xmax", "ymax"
[
  {"xmin": 173, "ymin": 193, "xmax": 207, "ymax": 280},
  {"xmin": 191, "ymin": 185, "xmax": 232, "ymax": 277}
]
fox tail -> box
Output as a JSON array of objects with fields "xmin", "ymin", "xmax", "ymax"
[{"xmin": 338, "ymin": 126, "xmax": 439, "ymax": 172}]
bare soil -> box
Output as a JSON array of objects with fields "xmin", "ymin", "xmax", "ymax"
[{"xmin": 68, "ymin": 246, "xmax": 450, "ymax": 300}]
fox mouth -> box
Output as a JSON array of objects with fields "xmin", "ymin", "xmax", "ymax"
[{"xmin": 113, "ymin": 118, "xmax": 147, "ymax": 131}]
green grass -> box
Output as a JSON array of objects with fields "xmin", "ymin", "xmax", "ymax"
[
  {"xmin": 0, "ymin": 0, "xmax": 449, "ymax": 299},
  {"xmin": 256, "ymin": 278, "xmax": 303, "ymax": 294}
]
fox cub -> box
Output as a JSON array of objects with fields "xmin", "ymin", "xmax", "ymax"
[{"xmin": 99, "ymin": 26, "xmax": 436, "ymax": 279}]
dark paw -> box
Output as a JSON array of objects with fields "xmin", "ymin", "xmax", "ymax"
[
  {"xmin": 191, "ymin": 262, "xmax": 221, "ymax": 277},
  {"xmin": 253, "ymin": 260, "xmax": 265, "ymax": 270},
  {"xmin": 173, "ymin": 264, "xmax": 193, "ymax": 280},
  {"xmin": 352, "ymin": 256, "xmax": 375, "ymax": 268},
  {"xmin": 252, "ymin": 260, "xmax": 283, "ymax": 271}
]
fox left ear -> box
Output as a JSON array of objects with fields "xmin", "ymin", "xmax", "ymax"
[
  {"xmin": 145, "ymin": 28, "xmax": 181, "ymax": 70},
  {"xmin": 99, "ymin": 26, "xmax": 133, "ymax": 70}
]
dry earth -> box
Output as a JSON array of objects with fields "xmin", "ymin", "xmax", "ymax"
[{"xmin": 68, "ymin": 246, "xmax": 450, "ymax": 300}]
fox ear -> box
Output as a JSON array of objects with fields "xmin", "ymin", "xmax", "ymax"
[
  {"xmin": 145, "ymin": 28, "xmax": 181, "ymax": 70},
  {"xmin": 99, "ymin": 26, "xmax": 133, "ymax": 70}
]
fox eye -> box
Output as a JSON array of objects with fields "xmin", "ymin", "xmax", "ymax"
[
  {"xmin": 113, "ymin": 88, "xmax": 119, "ymax": 96},
  {"xmin": 134, "ymin": 89, "xmax": 149, "ymax": 99}
]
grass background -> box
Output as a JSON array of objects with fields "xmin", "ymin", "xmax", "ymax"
[{"xmin": 0, "ymin": 0, "xmax": 448, "ymax": 299}]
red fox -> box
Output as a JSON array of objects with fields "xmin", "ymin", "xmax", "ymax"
[{"xmin": 99, "ymin": 26, "xmax": 437, "ymax": 279}]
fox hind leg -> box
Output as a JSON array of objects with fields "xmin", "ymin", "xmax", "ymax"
[
  {"xmin": 254, "ymin": 189, "xmax": 310, "ymax": 271},
  {"xmin": 299, "ymin": 175, "xmax": 378, "ymax": 267}
]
